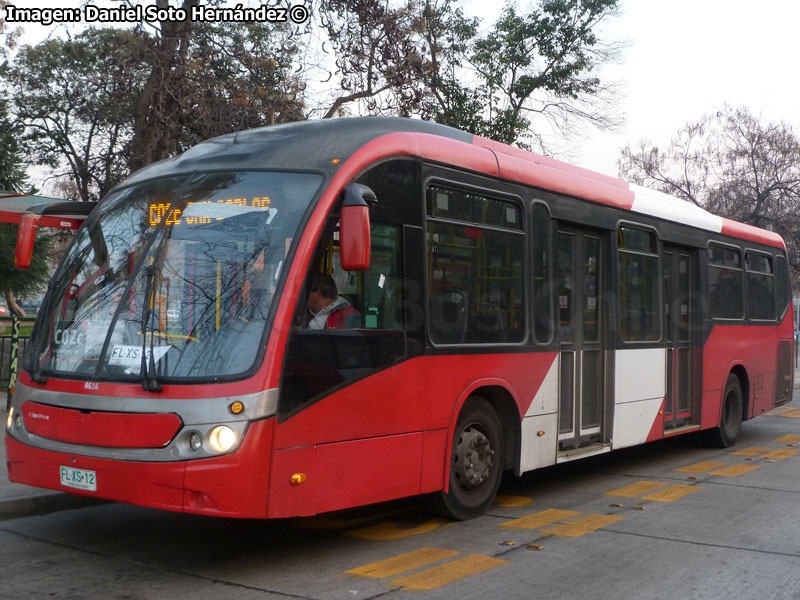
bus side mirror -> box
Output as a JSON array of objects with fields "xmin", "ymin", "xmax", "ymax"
[
  {"xmin": 14, "ymin": 213, "xmax": 38, "ymax": 270},
  {"xmin": 339, "ymin": 183, "xmax": 376, "ymax": 271}
]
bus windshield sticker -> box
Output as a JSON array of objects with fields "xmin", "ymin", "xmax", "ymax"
[{"xmin": 108, "ymin": 345, "xmax": 169, "ymax": 367}]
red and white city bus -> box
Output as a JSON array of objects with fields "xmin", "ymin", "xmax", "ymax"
[{"xmin": 5, "ymin": 118, "xmax": 794, "ymax": 520}]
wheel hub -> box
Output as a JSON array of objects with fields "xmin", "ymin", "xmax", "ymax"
[{"xmin": 454, "ymin": 425, "xmax": 495, "ymax": 488}]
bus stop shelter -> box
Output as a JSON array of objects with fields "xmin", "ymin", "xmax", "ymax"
[
  {"xmin": 0, "ymin": 191, "xmax": 96, "ymax": 401},
  {"xmin": 0, "ymin": 191, "xmax": 95, "ymax": 268}
]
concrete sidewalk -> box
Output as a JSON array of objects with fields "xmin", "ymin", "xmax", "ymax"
[{"xmin": 3, "ymin": 368, "xmax": 800, "ymax": 520}]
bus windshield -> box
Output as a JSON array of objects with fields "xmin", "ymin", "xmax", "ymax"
[{"xmin": 26, "ymin": 171, "xmax": 323, "ymax": 383}]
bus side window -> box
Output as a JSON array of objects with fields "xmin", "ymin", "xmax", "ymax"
[
  {"xmin": 426, "ymin": 186, "xmax": 525, "ymax": 346},
  {"xmin": 280, "ymin": 220, "xmax": 406, "ymax": 416},
  {"xmin": 708, "ymin": 244, "xmax": 744, "ymax": 320}
]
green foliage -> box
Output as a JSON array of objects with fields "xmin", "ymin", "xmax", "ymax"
[
  {"xmin": 4, "ymin": 20, "xmax": 305, "ymax": 191},
  {"xmin": 0, "ymin": 96, "xmax": 54, "ymax": 316},
  {"xmin": 127, "ymin": 15, "xmax": 305, "ymax": 170},
  {"xmin": 421, "ymin": 0, "xmax": 620, "ymax": 149},
  {"xmin": 5, "ymin": 28, "xmax": 149, "ymax": 201},
  {"xmin": 0, "ymin": 97, "xmax": 27, "ymax": 192},
  {"xmin": 2, "ymin": 0, "xmax": 621, "ymax": 196},
  {"xmin": 0, "ymin": 224, "xmax": 54, "ymax": 313}
]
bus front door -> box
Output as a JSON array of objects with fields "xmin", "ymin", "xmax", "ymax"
[
  {"xmin": 556, "ymin": 227, "xmax": 606, "ymax": 451},
  {"xmin": 663, "ymin": 246, "xmax": 696, "ymax": 430}
]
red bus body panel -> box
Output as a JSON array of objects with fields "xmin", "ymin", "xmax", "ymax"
[
  {"xmin": 21, "ymin": 401, "xmax": 183, "ymax": 448},
  {"xmin": 265, "ymin": 353, "xmax": 556, "ymax": 518}
]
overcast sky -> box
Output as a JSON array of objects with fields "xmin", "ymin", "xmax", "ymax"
[
  {"xmin": 570, "ymin": 0, "xmax": 800, "ymax": 177},
  {"xmin": 6, "ymin": 0, "xmax": 800, "ymax": 182}
]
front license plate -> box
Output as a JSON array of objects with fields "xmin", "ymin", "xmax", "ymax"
[{"xmin": 59, "ymin": 466, "xmax": 97, "ymax": 492}]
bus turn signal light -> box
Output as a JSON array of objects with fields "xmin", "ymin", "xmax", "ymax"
[
  {"xmin": 229, "ymin": 401, "xmax": 244, "ymax": 415},
  {"xmin": 290, "ymin": 473, "xmax": 306, "ymax": 486}
]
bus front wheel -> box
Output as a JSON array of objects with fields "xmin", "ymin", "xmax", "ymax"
[
  {"xmin": 430, "ymin": 397, "xmax": 504, "ymax": 521},
  {"xmin": 704, "ymin": 374, "xmax": 743, "ymax": 448}
]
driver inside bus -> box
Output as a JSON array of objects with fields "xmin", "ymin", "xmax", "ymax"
[{"xmin": 305, "ymin": 273, "xmax": 360, "ymax": 329}]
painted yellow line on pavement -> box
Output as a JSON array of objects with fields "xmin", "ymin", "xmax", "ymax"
[
  {"xmin": 542, "ymin": 514, "xmax": 625, "ymax": 538},
  {"xmin": 774, "ymin": 434, "xmax": 800, "ymax": 443},
  {"xmin": 500, "ymin": 508, "xmax": 582, "ymax": 530},
  {"xmin": 346, "ymin": 518, "xmax": 449, "ymax": 541},
  {"xmin": 779, "ymin": 410, "xmax": 800, "ymax": 419},
  {"xmin": 347, "ymin": 548, "xmax": 460, "ymax": 578},
  {"xmin": 605, "ymin": 481, "xmax": 667, "ymax": 497},
  {"xmin": 642, "ymin": 484, "xmax": 702, "ymax": 502},
  {"xmin": 762, "ymin": 448, "xmax": 800, "ymax": 459},
  {"xmin": 709, "ymin": 464, "xmax": 759, "ymax": 477},
  {"xmin": 493, "ymin": 495, "xmax": 533, "ymax": 507},
  {"xmin": 675, "ymin": 462, "xmax": 726, "ymax": 473},
  {"xmin": 767, "ymin": 406, "xmax": 797, "ymax": 415},
  {"xmin": 731, "ymin": 447, "xmax": 771, "ymax": 456},
  {"xmin": 392, "ymin": 555, "xmax": 509, "ymax": 591},
  {"xmin": 295, "ymin": 508, "xmax": 408, "ymax": 531}
]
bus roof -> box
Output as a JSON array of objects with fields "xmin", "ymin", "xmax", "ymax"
[{"xmin": 121, "ymin": 117, "xmax": 784, "ymax": 249}]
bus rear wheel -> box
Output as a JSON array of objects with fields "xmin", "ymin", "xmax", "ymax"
[
  {"xmin": 704, "ymin": 374, "xmax": 743, "ymax": 448},
  {"xmin": 430, "ymin": 397, "xmax": 504, "ymax": 521}
]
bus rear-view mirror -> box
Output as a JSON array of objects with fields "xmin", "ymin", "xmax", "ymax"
[
  {"xmin": 339, "ymin": 183, "xmax": 376, "ymax": 271},
  {"xmin": 14, "ymin": 213, "xmax": 37, "ymax": 270}
]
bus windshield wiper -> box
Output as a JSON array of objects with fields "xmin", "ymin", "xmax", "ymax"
[{"xmin": 139, "ymin": 264, "xmax": 163, "ymax": 393}]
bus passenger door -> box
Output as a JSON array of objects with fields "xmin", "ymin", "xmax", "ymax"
[
  {"xmin": 663, "ymin": 246, "xmax": 696, "ymax": 430},
  {"xmin": 556, "ymin": 227, "xmax": 605, "ymax": 451}
]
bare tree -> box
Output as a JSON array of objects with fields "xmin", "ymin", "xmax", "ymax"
[
  {"xmin": 313, "ymin": 0, "xmax": 428, "ymax": 118},
  {"xmin": 619, "ymin": 105, "xmax": 800, "ymax": 280}
]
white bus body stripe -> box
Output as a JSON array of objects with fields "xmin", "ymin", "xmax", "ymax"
[
  {"xmin": 613, "ymin": 348, "xmax": 666, "ymax": 449},
  {"xmin": 519, "ymin": 357, "xmax": 559, "ymax": 474},
  {"xmin": 630, "ymin": 183, "xmax": 723, "ymax": 234},
  {"xmin": 524, "ymin": 356, "xmax": 559, "ymax": 417}
]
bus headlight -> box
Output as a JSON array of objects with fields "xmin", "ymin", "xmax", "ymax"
[
  {"xmin": 7, "ymin": 407, "xmax": 13, "ymax": 430},
  {"xmin": 208, "ymin": 425, "xmax": 237, "ymax": 453}
]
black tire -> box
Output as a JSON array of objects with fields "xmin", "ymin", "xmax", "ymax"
[
  {"xmin": 428, "ymin": 397, "xmax": 504, "ymax": 520},
  {"xmin": 704, "ymin": 374, "xmax": 743, "ymax": 448}
]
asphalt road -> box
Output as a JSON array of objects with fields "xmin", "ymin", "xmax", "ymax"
[{"xmin": 2, "ymin": 400, "xmax": 800, "ymax": 600}]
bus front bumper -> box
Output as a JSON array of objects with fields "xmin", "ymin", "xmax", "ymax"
[{"xmin": 5, "ymin": 417, "xmax": 274, "ymax": 519}]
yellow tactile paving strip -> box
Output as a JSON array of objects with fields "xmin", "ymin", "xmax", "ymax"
[
  {"xmin": 347, "ymin": 548, "xmax": 460, "ymax": 578},
  {"xmin": 346, "ymin": 518, "xmax": 449, "ymax": 541},
  {"xmin": 392, "ymin": 555, "xmax": 509, "ymax": 591},
  {"xmin": 493, "ymin": 495, "xmax": 533, "ymax": 507},
  {"xmin": 774, "ymin": 435, "xmax": 800, "ymax": 443},
  {"xmin": 709, "ymin": 464, "xmax": 760, "ymax": 477},
  {"xmin": 731, "ymin": 447, "xmax": 772, "ymax": 456},
  {"xmin": 675, "ymin": 461, "xmax": 726, "ymax": 473},
  {"xmin": 762, "ymin": 449, "xmax": 800, "ymax": 459},
  {"xmin": 641, "ymin": 484, "xmax": 703, "ymax": 502},
  {"xmin": 767, "ymin": 407, "xmax": 799, "ymax": 416},
  {"xmin": 500, "ymin": 508, "xmax": 582, "ymax": 530},
  {"xmin": 605, "ymin": 481, "xmax": 667, "ymax": 497},
  {"xmin": 542, "ymin": 514, "xmax": 624, "ymax": 538}
]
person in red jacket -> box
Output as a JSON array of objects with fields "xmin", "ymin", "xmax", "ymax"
[{"xmin": 306, "ymin": 273, "xmax": 360, "ymax": 329}]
